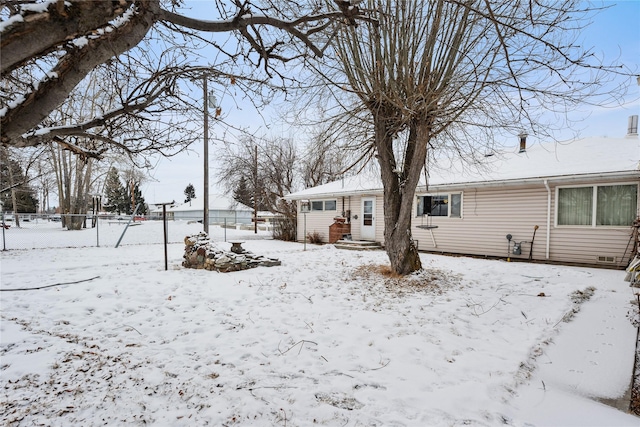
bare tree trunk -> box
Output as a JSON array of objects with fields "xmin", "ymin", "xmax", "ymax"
[
  {"xmin": 372, "ymin": 111, "xmax": 420, "ymax": 274},
  {"xmin": 381, "ymin": 185, "xmax": 421, "ymax": 274},
  {"xmin": 50, "ymin": 144, "xmax": 90, "ymax": 229},
  {"xmin": 66, "ymin": 159, "xmax": 83, "ymax": 230},
  {"xmin": 49, "ymin": 145, "xmax": 63, "ymax": 220},
  {"xmin": 83, "ymin": 160, "xmax": 93, "ymax": 228},
  {"xmin": 7, "ymin": 163, "xmax": 21, "ymax": 228},
  {"xmin": 38, "ymin": 160, "xmax": 51, "ymax": 214},
  {"xmin": 374, "ymin": 114, "xmax": 431, "ymax": 274},
  {"xmin": 41, "ymin": 187, "xmax": 48, "ymax": 213},
  {"xmin": 61, "ymin": 150, "xmax": 71, "ymax": 227}
]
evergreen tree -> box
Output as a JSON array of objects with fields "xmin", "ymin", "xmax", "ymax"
[
  {"xmin": 232, "ymin": 176, "xmax": 252, "ymax": 208},
  {"xmin": 103, "ymin": 167, "xmax": 125, "ymax": 214},
  {"xmin": 184, "ymin": 183, "xmax": 196, "ymax": 205},
  {"xmin": 136, "ymin": 185, "xmax": 148, "ymax": 215}
]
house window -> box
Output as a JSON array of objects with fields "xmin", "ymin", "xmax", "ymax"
[
  {"xmin": 558, "ymin": 187, "xmax": 592, "ymax": 225},
  {"xmin": 416, "ymin": 193, "xmax": 462, "ymax": 217},
  {"xmin": 597, "ymin": 185, "xmax": 637, "ymax": 226},
  {"xmin": 450, "ymin": 193, "xmax": 462, "ymax": 218},
  {"xmin": 557, "ymin": 184, "xmax": 637, "ymax": 226},
  {"xmin": 311, "ymin": 200, "xmax": 337, "ymax": 211},
  {"xmin": 324, "ymin": 200, "xmax": 337, "ymax": 211}
]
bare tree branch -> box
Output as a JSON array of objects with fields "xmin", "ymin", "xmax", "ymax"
[
  {"xmin": 303, "ymin": 0, "xmax": 636, "ymax": 275},
  {"xmin": 1, "ymin": 0, "xmax": 373, "ymax": 155}
]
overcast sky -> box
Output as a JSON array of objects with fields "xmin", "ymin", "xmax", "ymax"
[{"xmin": 142, "ymin": 0, "xmax": 640, "ymax": 206}]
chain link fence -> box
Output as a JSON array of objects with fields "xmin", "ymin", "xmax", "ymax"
[{"xmin": 0, "ymin": 214, "xmax": 274, "ymax": 250}]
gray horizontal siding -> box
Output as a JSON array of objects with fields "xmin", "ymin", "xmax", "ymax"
[
  {"xmin": 297, "ymin": 210, "xmax": 335, "ymax": 242},
  {"xmin": 549, "ymin": 227, "xmax": 632, "ymax": 266},
  {"xmin": 413, "ymin": 185, "xmax": 547, "ymax": 259},
  {"xmin": 411, "ymin": 181, "xmax": 637, "ymax": 267},
  {"xmin": 297, "ymin": 178, "xmax": 638, "ymax": 268},
  {"xmin": 296, "ymin": 198, "xmax": 342, "ymax": 242}
]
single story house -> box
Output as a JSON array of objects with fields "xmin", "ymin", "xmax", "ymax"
[
  {"xmin": 284, "ymin": 119, "xmax": 640, "ymax": 268},
  {"xmin": 255, "ymin": 211, "xmax": 282, "ymax": 231},
  {"xmin": 148, "ymin": 204, "xmax": 174, "ymax": 221},
  {"xmin": 150, "ymin": 194, "xmax": 253, "ymax": 225}
]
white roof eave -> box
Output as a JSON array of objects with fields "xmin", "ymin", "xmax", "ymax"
[
  {"xmin": 421, "ymin": 170, "xmax": 640, "ymax": 192},
  {"xmin": 283, "ymin": 189, "xmax": 384, "ymax": 201},
  {"xmin": 285, "ymin": 170, "xmax": 639, "ymax": 200}
]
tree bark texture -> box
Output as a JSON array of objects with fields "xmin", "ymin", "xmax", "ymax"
[
  {"xmin": 373, "ymin": 107, "xmax": 431, "ymax": 275},
  {"xmin": 1, "ymin": 0, "xmax": 364, "ymax": 150},
  {"xmin": 1, "ymin": 0, "xmax": 156, "ymax": 145}
]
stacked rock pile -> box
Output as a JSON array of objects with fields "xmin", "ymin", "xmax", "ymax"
[{"xmin": 182, "ymin": 232, "xmax": 281, "ymax": 272}]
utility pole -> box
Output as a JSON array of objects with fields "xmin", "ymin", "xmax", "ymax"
[
  {"xmin": 203, "ymin": 76, "xmax": 209, "ymax": 234},
  {"xmin": 254, "ymin": 144, "xmax": 258, "ymax": 234}
]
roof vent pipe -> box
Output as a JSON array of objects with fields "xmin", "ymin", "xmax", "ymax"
[
  {"xmin": 627, "ymin": 115, "xmax": 638, "ymax": 137},
  {"xmin": 518, "ymin": 133, "xmax": 527, "ymax": 153}
]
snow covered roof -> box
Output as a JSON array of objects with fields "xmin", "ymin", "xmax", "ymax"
[
  {"xmin": 168, "ymin": 194, "xmax": 252, "ymax": 212},
  {"xmin": 285, "ymin": 135, "xmax": 639, "ymax": 199},
  {"xmin": 284, "ymin": 173, "xmax": 385, "ymax": 200}
]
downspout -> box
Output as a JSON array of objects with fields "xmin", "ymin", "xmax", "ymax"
[{"xmin": 544, "ymin": 179, "xmax": 551, "ymax": 260}]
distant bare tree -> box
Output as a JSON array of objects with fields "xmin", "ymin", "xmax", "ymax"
[
  {"xmin": 120, "ymin": 166, "xmax": 148, "ymax": 214},
  {"xmin": 0, "ymin": 147, "xmax": 40, "ymax": 226},
  {"xmin": 218, "ymin": 136, "xmax": 299, "ymax": 207},
  {"xmin": 44, "ymin": 72, "xmax": 123, "ymax": 229},
  {"xmin": 217, "ymin": 135, "xmax": 298, "ymax": 239},
  {"xmin": 316, "ymin": 0, "xmax": 635, "ymax": 274},
  {"xmin": 32, "ymin": 151, "xmax": 55, "ymax": 214},
  {"xmin": 49, "ymin": 143, "xmax": 94, "ymax": 229},
  {"xmin": 300, "ymin": 125, "xmax": 350, "ymax": 188}
]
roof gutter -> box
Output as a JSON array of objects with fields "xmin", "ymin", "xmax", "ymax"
[
  {"xmin": 283, "ymin": 171, "xmax": 639, "ymax": 201},
  {"xmin": 419, "ymin": 170, "xmax": 639, "ymax": 193},
  {"xmin": 283, "ymin": 189, "xmax": 383, "ymax": 201}
]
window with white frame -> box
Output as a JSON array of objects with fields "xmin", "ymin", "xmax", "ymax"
[
  {"xmin": 450, "ymin": 193, "xmax": 462, "ymax": 218},
  {"xmin": 557, "ymin": 184, "xmax": 637, "ymax": 226},
  {"xmin": 416, "ymin": 193, "xmax": 462, "ymax": 217},
  {"xmin": 311, "ymin": 200, "xmax": 337, "ymax": 211},
  {"xmin": 324, "ymin": 200, "xmax": 337, "ymax": 211}
]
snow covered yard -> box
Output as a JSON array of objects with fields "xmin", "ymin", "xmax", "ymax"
[{"xmin": 1, "ymin": 233, "xmax": 639, "ymax": 426}]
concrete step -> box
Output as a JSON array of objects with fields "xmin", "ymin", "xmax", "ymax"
[{"xmin": 334, "ymin": 240, "xmax": 382, "ymax": 251}]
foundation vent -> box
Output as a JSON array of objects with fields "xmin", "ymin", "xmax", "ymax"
[{"xmin": 596, "ymin": 255, "xmax": 616, "ymax": 264}]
